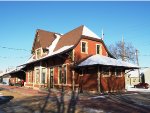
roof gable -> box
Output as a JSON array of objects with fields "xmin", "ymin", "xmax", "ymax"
[
  {"xmin": 54, "ymin": 25, "xmax": 84, "ymax": 51},
  {"xmin": 32, "ymin": 29, "xmax": 57, "ymax": 51},
  {"xmin": 82, "ymin": 26, "xmax": 100, "ymax": 39}
]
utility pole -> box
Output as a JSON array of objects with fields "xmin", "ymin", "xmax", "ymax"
[
  {"xmin": 135, "ymin": 49, "xmax": 140, "ymax": 82},
  {"xmin": 122, "ymin": 35, "xmax": 125, "ymax": 61}
]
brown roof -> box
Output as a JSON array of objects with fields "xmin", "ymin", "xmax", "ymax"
[
  {"xmin": 32, "ymin": 29, "xmax": 59, "ymax": 51},
  {"xmin": 54, "ymin": 25, "xmax": 84, "ymax": 51},
  {"xmin": 31, "ymin": 25, "xmax": 115, "ymax": 58},
  {"xmin": 54, "ymin": 25, "xmax": 115, "ymax": 58}
]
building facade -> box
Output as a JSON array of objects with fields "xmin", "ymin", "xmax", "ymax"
[{"xmin": 6, "ymin": 25, "xmax": 138, "ymax": 93}]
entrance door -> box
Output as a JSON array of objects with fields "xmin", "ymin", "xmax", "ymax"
[{"xmin": 50, "ymin": 68, "xmax": 54, "ymax": 88}]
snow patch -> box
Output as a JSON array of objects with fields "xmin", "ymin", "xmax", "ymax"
[
  {"xmin": 48, "ymin": 34, "xmax": 61, "ymax": 55},
  {"xmin": 89, "ymin": 96, "xmax": 105, "ymax": 99},
  {"xmin": 83, "ymin": 108, "xmax": 104, "ymax": 113},
  {"xmin": 126, "ymin": 86, "xmax": 150, "ymax": 92},
  {"xmin": 26, "ymin": 55, "xmax": 34, "ymax": 63},
  {"xmin": 78, "ymin": 54, "xmax": 138, "ymax": 68},
  {"xmin": 82, "ymin": 26, "xmax": 100, "ymax": 39}
]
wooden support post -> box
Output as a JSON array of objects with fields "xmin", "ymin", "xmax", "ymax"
[
  {"xmin": 79, "ymin": 69, "xmax": 83, "ymax": 93},
  {"xmin": 97, "ymin": 66, "xmax": 101, "ymax": 93},
  {"xmin": 72, "ymin": 70, "xmax": 75, "ymax": 91}
]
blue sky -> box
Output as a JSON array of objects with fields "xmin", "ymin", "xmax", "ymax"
[{"xmin": 0, "ymin": 1, "xmax": 150, "ymax": 71}]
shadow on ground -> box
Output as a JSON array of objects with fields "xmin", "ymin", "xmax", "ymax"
[
  {"xmin": 0, "ymin": 89, "xmax": 79, "ymax": 113},
  {"xmin": 0, "ymin": 96, "xmax": 14, "ymax": 105}
]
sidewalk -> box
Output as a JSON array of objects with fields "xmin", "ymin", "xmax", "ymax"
[{"xmin": 0, "ymin": 84, "xmax": 49, "ymax": 96}]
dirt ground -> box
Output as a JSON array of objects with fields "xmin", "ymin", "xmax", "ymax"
[{"xmin": 0, "ymin": 86, "xmax": 150, "ymax": 113}]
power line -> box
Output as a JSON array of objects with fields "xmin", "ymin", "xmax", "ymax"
[
  {"xmin": 0, "ymin": 45, "xmax": 31, "ymax": 52},
  {"xmin": 0, "ymin": 55, "xmax": 29, "ymax": 59}
]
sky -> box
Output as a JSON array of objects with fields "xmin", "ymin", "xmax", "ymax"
[{"xmin": 0, "ymin": 1, "xmax": 150, "ymax": 71}]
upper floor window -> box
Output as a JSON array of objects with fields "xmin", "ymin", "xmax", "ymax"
[
  {"xmin": 81, "ymin": 41, "xmax": 88, "ymax": 53},
  {"xmin": 36, "ymin": 48, "xmax": 42, "ymax": 59},
  {"xmin": 116, "ymin": 68, "xmax": 122, "ymax": 77},
  {"xmin": 96, "ymin": 44, "xmax": 101, "ymax": 55}
]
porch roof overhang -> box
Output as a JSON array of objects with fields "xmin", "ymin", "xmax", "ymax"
[
  {"xmin": 2, "ymin": 65, "xmax": 26, "ymax": 77},
  {"xmin": 76, "ymin": 55, "xmax": 139, "ymax": 69},
  {"xmin": 20, "ymin": 45, "xmax": 74, "ymax": 66}
]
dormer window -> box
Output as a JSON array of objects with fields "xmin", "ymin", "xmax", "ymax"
[
  {"xmin": 81, "ymin": 41, "xmax": 88, "ymax": 53},
  {"xmin": 96, "ymin": 44, "xmax": 101, "ymax": 55},
  {"xmin": 36, "ymin": 48, "xmax": 42, "ymax": 59}
]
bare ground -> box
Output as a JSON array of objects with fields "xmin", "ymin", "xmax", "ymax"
[{"xmin": 0, "ymin": 87, "xmax": 150, "ymax": 113}]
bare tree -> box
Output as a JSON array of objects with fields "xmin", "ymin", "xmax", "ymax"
[{"xmin": 109, "ymin": 41, "xmax": 136, "ymax": 63}]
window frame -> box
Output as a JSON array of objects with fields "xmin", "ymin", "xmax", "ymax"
[
  {"xmin": 58, "ymin": 64, "xmax": 67, "ymax": 85},
  {"xmin": 35, "ymin": 68, "xmax": 40, "ymax": 84},
  {"xmin": 41, "ymin": 68, "xmax": 46, "ymax": 84},
  {"xmin": 81, "ymin": 41, "xmax": 88, "ymax": 54},
  {"xmin": 28, "ymin": 70, "xmax": 33, "ymax": 83},
  {"xmin": 35, "ymin": 48, "xmax": 42, "ymax": 59},
  {"xmin": 50, "ymin": 67, "xmax": 54, "ymax": 88},
  {"xmin": 96, "ymin": 44, "xmax": 102, "ymax": 55}
]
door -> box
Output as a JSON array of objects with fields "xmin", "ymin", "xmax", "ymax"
[{"xmin": 50, "ymin": 68, "xmax": 54, "ymax": 88}]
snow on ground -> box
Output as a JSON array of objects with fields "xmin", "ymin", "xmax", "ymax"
[{"xmin": 126, "ymin": 86, "xmax": 150, "ymax": 92}]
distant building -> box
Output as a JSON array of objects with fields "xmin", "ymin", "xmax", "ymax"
[
  {"xmin": 125, "ymin": 67, "xmax": 150, "ymax": 87},
  {"xmin": 125, "ymin": 69, "xmax": 140, "ymax": 87}
]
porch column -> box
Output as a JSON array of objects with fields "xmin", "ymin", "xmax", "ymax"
[
  {"xmin": 97, "ymin": 66, "xmax": 101, "ymax": 93},
  {"xmin": 79, "ymin": 69, "xmax": 83, "ymax": 93},
  {"xmin": 72, "ymin": 70, "xmax": 75, "ymax": 91}
]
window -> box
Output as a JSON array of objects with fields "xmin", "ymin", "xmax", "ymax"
[
  {"xmin": 35, "ymin": 69, "xmax": 40, "ymax": 84},
  {"xmin": 28, "ymin": 71, "xmax": 33, "ymax": 83},
  {"xmin": 116, "ymin": 68, "xmax": 122, "ymax": 77},
  {"xmin": 58, "ymin": 65, "xmax": 67, "ymax": 84},
  {"xmin": 36, "ymin": 48, "xmax": 41, "ymax": 59},
  {"xmin": 63, "ymin": 65, "xmax": 67, "ymax": 84},
  {"xmin": 102, "ymin": 67, "xmax": 110, "ymax": 77},
  {"xmin": 58, "ymin": 66, "xmax": 62, "ymax": 84},
  {"xmin": 81, "ymin": 41, "xmax": 88, "ymax": 53},
  {"xmin": 50, "ymin": 68, "xmax": 54, "ymax": 88},
  {"xmin": 96, "ymin": 44, "xmax": 101, "ymax": 54},
  {"xmin": 41, "ymin": 68, "xmax": 46, "ymax": 84}
]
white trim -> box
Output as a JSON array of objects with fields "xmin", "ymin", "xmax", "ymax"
[
  {"xmin": 72, "ymin": 49, "xmax": 75, "ymax": 61},
  {"xmin": 41, "ymin": 67, "xmax": 47, "ymax": 84},
  {"xmin": 96, "ymin": 44, "xmax": 102, "ymax": 55},
  {"xmin": 81, "ymin": 41, "xmax": 88, "ymax": 54},
  {"xmin": 34, "ymin": 67, "xmax": 40, "ymax": 84}
]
